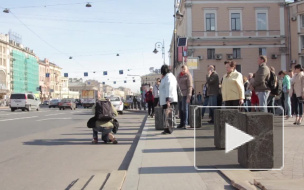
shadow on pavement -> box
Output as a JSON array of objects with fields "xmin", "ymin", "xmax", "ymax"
[
  {"xmin": 142, "ymin": 147, "xmax": 216, "ymax": 153},
  {"xmin": 138, "ymin": 166, "xmax": 219, "ymax": 174},
  {"xmin": 23, "ymin": 138, "xmax": 133, "ymax": 146}
]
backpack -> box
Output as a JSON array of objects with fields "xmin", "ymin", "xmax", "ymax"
[
  {"xmin": 145, "ymin": 91, "xmax": 153, "ymax": 102},
  {"xmin": 112, "ymin": 119, "xmax": 119, "ymax": 134},
  {"xmin": 267, "ymin": 71, "xmax": 277, "ymax": 91},
  {"xmin": 271, "ymin": 79, "xmax": 283, "ymax": 96},
  {"xmin": 95, "ymin": 100, "xmax": 114, "ymax": 121}
]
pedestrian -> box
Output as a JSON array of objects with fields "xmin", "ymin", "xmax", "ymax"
[
  {"xmin": 177, "ymin": 65, "xmax": 193, "ymax": 129},
  {"xmin": 197, "ymin": 92, "xmax": 202, "ymax": 105},
  {"xmin": 244, "ymin": 76, "xmax": 251, "ymax": 112},
  {"xmin": 206, "ymin": 65, "xmax": 219, "ymax": 124},
  {"xmin": 201, "ymin": 83, "xmax": 210, "ymax": 119},
  {"xmin": 267, "ymin": 67, "xmax": 278, "ymax": 114},
  {"xmin": 136, "ymin": 95, "xmax": 142, "ymax": 110},
  {"xmin": 159, "ymin": 65, "xmax": 178, "ymax": 134},
  {"xmin": 289, "ymin": 69, "xmax": 297, "ymax": 117},
  {"xmin": 279, "ymin": 71, "xmax": 292, "ymax": 119},
  {"xmin": 91, "ymin": 98, "xmax": 118, "ymax": 144},
  {"xmin": 190, "ymin": 88, "xmax": 195, "ymax": 105},
  {"xmin": 152, "ymin": 78, "xmax": 161, "ymax": 114},
  {"xmin": 133, "ymin": 96, "xmax": 138, "ymax": 110},
  {"xmin": 289, "ymin": 64, "xmax": 304, "ymax": 125},
  {"xmin": 145, "ymin": 86, "xmax": 154, "ymax": 117},
  {"xmin": 251, "ymin": 55, "xmax": 271, "ymax": 112},
  {"xmin": 250, "ymin": 74, "xmax": 259, "ymax": 112},
  {"xmin": 221, "ymin": 61, "xmax": 244, "ymax": 107}
]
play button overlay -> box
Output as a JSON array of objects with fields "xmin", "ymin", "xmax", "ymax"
[{"xmin": 225, "ymin": 123, "xmax": 254, "ymax": 153}]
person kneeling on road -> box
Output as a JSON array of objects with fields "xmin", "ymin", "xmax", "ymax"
[{"xmin": 91, "ymin": 98, "xmax": 118, "ymax": 144}]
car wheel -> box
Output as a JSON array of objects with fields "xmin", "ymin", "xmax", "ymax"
[
  {"xmin": 11, "ymin": 108, "xmax": 15, "ymax": 112},
  {"xmin": 63, "ymin": 107, "xmax": 65, "ymax": 110},
  {"xmin": 22, "ymin": 109, "xmax": 25, "ymax": 111},
  {"xmin": 121, "ymin": 111, "xmax": 123, "ymax": 115}
]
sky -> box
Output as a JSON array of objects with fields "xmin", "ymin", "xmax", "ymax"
[{"xmin": 0, "ymin": 0, "xmax": 174, "ymax": 93}]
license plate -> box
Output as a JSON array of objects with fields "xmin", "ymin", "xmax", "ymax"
[{"xmin": 15, "ymin": 100, "xmax": 21, "ymax": 103}]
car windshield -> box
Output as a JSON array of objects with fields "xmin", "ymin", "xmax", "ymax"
[
  {"xmin": 10, "ymin": 94, "xmax": 26, "ymax": 99},
  {"xmin": 110, "ymin": 97, "xmax": 120, "ymax": 101},
  {"xmin": 51, "ymin": 100, "xmax": 58, "ymax": 103}
]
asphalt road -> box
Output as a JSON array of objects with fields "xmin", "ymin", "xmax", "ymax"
[{"xmin": 0, "ymin": 106, "xmax": 147, "ymax": 190}]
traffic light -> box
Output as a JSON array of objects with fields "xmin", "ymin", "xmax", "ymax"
[
  {"xmin": 124, "ymin": 80, "xmax": 127, "ymax": 83},
  {"xmin": 46, "ymin": 73, "xmax": 50, "ymax": 77},
  {"xmin": 39, "ymin": 86, "xmax": 42, "ymax": 92}
]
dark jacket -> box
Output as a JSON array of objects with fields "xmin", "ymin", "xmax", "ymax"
[
  {"xmin": 252, "ymin": 63, "xmax": 270, "ymax": 92},
  {"xmin": 206, "ymin": 71, "xmax": 219, "ymax": 96}
]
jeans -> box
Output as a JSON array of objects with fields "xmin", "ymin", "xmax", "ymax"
[
  {"xmin": 244, "ymin": 99, "xmax": 251, "ymax": 112},
  {"xmin": 284, "ymin": 92, "xmax": 291, "ymax": 117},
  {"xmin": 208, "ymin": 95, "xmax": 218, "ymax": 122},
  {"xmin": 257, "ymin": 91, "xmax": 270, "ymax": 112},
  {"xmin": 201, "ymin": 97, "xmax": 209, "ymax": 117},
  {"xmin": 295, "ymin": 97, "xmax": 303, "ymax": 117},
  {"xmin": 267, "ymin": 95, "xmax": 275, "ymax": 114},
  {"xmin": 180, "ymin": 96, "xmax": 189, "ymax": 126},
  {"xmin": 147, "ymin": 101, "xmax": 154, "ymax": 115},
  {"xmin": 93, "ymin": 127, "xmax": 112, "ymax": 142}
]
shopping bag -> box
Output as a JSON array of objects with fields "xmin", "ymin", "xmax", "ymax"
[{"xmin": 163, "ymin": 107, "xmax": 175, "ymax": 134}]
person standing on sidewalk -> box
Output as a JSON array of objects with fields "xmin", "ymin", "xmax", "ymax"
[
  {"xmin": 152, "ymin": 78, "xmax": 160, "ymax": 115},
  {"xmin": 145, "ymin": 87, "xmax": 154, "ymax": 117},
  {"xmin": 159, "ymin": 65, "xmax": 178, "ymax": 134},
  {"xmin": 251, "ymin": 55, "xmax": 270, "ymax": 112},
  {"xmin": 289, "ymin": 64, "xmax": 304, "ymax": 125},
  {"xmin": 206, "ymin": 65, "xmax": 219, "ymax": 124},
  {"xmin": 221, "ymin": 61, "xmax": 244, "ymax": 107},
  {"xmin": 201, "ymin": 83, "xmax": 210, "ymax": 119},
  {"xmin": 177, "ymin": 65, "xmax": 193, "ymax": 129},
  {"xmin": 279, "ymin": 71, "xmax": 292, "ymax": 119},
  {"xmin": 267, "ymin": 67, "xmax": 278, "ymax": 114}
]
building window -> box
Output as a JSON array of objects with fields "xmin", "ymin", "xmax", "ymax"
[
  {"xmin": 302, "ymin": 15, "xmax": 304, "ymax": 28},
  {"xmin": 231, "ymin": 13, "xmax": 241, "ymax": 31},
  {"xmin": 207, "ymin": 49, "xmax": 215, "ymax": 59},
  {"xmin": 259, "ymin": 48, "xmax": 267, "ymax": 56},
  {"xmin": 206, "ymin": 13, "xmax": 216, "ymax": 31},
  {"xmin": 233, "ymin": 48, "xmax": 241, "ymax": 59},
  {"xmin": 236, "ymin": 65, "xmax": 242, "ymax": 73},
  {"xmin": 257, "ymin": 13, "xmax": 267, "ymax": 30},
  {"xmin": 301, "ymin": 36, "xmax": 304, "ymax": 49}
]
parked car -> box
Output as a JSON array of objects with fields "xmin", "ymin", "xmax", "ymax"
[
  {"xmin": 59, "ymin": 98, "xmax": 76, "ymax": 110},
  {"xmin": 42, "ymin": 100, "xmax": 49, "ymax": 105},
  {"xmin": 49, "ymin": 99, "xmax": 60, "ymax": 108},
  {"xmin": 10, "ymin": 93, "xmax": 40, "ymax": 112},
  {"xmin": 82, "ymin": 99, "xmax": 96, "ymax": 108},
  {"xmin": 109, "ymin": 96, "xmax": 124, "ymax": 114}
]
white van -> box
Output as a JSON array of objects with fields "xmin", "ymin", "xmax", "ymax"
[{"xmin": 10, "ymin": 93, "xmax": 40, "ymax": 112}]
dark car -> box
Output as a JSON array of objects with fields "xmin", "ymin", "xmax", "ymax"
[{"xmin": 49, "ymin": 99, "xmax": 60, "ymax": 108}]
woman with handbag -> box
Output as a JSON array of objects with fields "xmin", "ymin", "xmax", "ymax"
[
  {"xmin": 159, "ymin": 65, "xmax": 178, "ymax": 134},
  {"xmin": 221, "ymin": 61, "xmax": 245, "ymax": 107},
  {"xmin": 289, "ymin": 64, "xmax": 304, "ymax": 125}
]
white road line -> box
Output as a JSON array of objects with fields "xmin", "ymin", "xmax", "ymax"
[
  {"xmin": 0, "ymin": 111, "xmax": 49, "ymax": 116},
  {"xmin": 36, "ymin": 118, "xmax": 72, "ymax": 121},
  {"xmin": 44, "ymin": 113, "xmax": 66, "ymax": 116},
  {"xmin": 0, "ymin": 116, "xmax": 38, "ymax": 122}
]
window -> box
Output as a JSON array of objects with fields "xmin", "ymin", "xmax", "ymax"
[
  {"xmin": 257, "ymin": 13, "xmax": 267, "ymax": 30},
  {"xmin": 231, "ymin": 13, "xmax": 241, "ymax": 31},
  {"xmin": 233, "ymin": 48, "xmax": 241, "ymax": 59},
  {"xmin": 206, "ymin": 13, "xmax": 215, "ymax": 31},
  {"xmin": 27, "ymin": 94, "xmax": 34, "ymax": 99},
  {"xmin": 259, "ymin": 48, "xmax": 267, "ymax": 56},
  {"xmin": 301, "ymin": 36, "xmax": 304, "ymax": 49},
  {"xmin": 302, "ymin": 15, "xmax": 304, "ymax": 28},
  {"xmin": 207, "ymin": 49, "xmax": 215, "ymax": 59},
  {"xmin": 236, "ymin": 65, "xmax": 242, "ymax": 73}
]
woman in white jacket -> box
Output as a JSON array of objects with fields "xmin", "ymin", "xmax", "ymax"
[{"xmin": 159, "ymin": 65, "xmax": 178, "ymax": 134}]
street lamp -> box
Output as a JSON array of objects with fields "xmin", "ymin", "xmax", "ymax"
[
  {"xmin": 173, "ymin": 1, "xmax": 184, "ymax": 75},
  {"xmin": 153, "ymin": 40, "xmax": 166, "ymax": 65}
]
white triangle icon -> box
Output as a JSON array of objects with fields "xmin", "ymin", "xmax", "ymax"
[{"xmin": 225, "ymin": 123, "xmax": 254, "ymax": 153}]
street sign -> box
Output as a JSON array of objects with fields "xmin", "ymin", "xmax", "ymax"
[
  {"xmin": 187, "ymin": 58, "xmax": 198, "ymax": 70},
  {"xmin": 119, "ymin": 70, "xmax": 123, "ymax": 74},
  {"xmin": 64, "ymin": 73, "xmax": 68, "ymax": 77},
  {"xmin": 84, "ymin": 72, "xmax": 88, "ymax": 77}
]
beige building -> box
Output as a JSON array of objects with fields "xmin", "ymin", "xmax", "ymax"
[
  {"xmin": 0, "ymin": 34, "xmax": 10, "ymax": 102},
  {"xmin": 286, "ymin": 0, "xmax": 304, "ymax": 67},
  {"xmin": 171, "ymin": 0, "xmax": 287, "ymax": 93},
  {"xmin": 140, "ymin": 73, "xmax": 162, "ymax": 87},
  {"xmin": 69, "ymin": 78, "xmax": 102, "ymax": 99}
]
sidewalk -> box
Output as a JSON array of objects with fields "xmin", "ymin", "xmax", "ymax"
[{"xmin": 123, "ymin": 115, "xmax": 304, "ymax": 190}]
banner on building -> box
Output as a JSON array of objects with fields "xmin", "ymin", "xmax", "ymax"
[{"xmin": 187, "ymin": 58, "xmax": 198, "ymax": 70}]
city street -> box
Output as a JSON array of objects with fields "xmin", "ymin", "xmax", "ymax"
[{"xmin": 0, "ymin": 107, "xmax": 146, "ymax": 190}]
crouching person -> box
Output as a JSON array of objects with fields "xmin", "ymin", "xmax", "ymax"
[{"xmin": 91, "ymin": 98, "xmax": 118, "ymax": 144}]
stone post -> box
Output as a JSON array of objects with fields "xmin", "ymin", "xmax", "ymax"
[
  {"xmin": 214, "ymin": 109, "xmax": 239, "ymax": 149},
  {"xmin": 189, "ymin": 105, "xmax": 201, "ymax": 128},
  {"xmin": 237, "ymin": 112, "xmax": 274, "ymax": 169},
  {"xmin": 154, "ymin": 107, "xmax": 164, "ymax": 130}
]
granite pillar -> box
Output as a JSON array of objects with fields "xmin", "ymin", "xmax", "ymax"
[
  {"xmin": 189, "ymin": 105, "xmax": 202, "ymax": 128},
  {"xmin": 154, "ymin": 107, "xmax": 164, "ymax": 130},
  {"xmin": 214, "ymin": 109, "xmax": 239, "ymax": 149},
  {"xmin": 238, "ymin": 112, "xmax": 273, "ymax": 169}
]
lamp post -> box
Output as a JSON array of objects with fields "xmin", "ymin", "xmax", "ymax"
[
  {"xmin": 153, "ymin": 40, "xmax": 166, "ymax": 65},
  {"xmin": 173, "ymin": 0, "xmax": 183, "ymax": 75}
]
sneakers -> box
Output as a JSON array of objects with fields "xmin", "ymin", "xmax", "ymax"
[{"xmin": 91, "ymin": 138, "xmax": 98, "ymax": 144}]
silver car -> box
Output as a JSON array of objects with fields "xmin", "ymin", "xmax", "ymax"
[
  {"xmin": 49, "ymin": 99, "xmax": 61, "ymax": 108},
  {"xmin": 59, "ymin": 99, "xmax": 76, "ymax": 110}
]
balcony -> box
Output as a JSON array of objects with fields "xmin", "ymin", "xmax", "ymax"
[{"xmin": 192, "ymin": 30, "xmax": 281, "ymax": 39}]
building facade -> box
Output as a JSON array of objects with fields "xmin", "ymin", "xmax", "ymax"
[
  {"xmin": 0, "ymin": 34, "xmax": 10, "ymax": 102},
  {"xmin": 140, "ymin": 73, "xmax": 162, "ymax": 87},
  {"xmin": 171, "ymin": 0, "xmax": 287, "ymax": 93}
]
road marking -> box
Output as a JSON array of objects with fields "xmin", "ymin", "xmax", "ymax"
[
  {"xmin": 36, "ymin": 118, "xmax": 72, "ymax": 121},
  {"xmin": 0, "ymin": 111, "xmax": 49, "ymax": 116},
  {"xmin": 0, "ymin": 116, "xmax": 38, "ymax": 122},
  {"xmin": 44, "ymin": 113, "xmax": 66, "ymax": 116}
]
